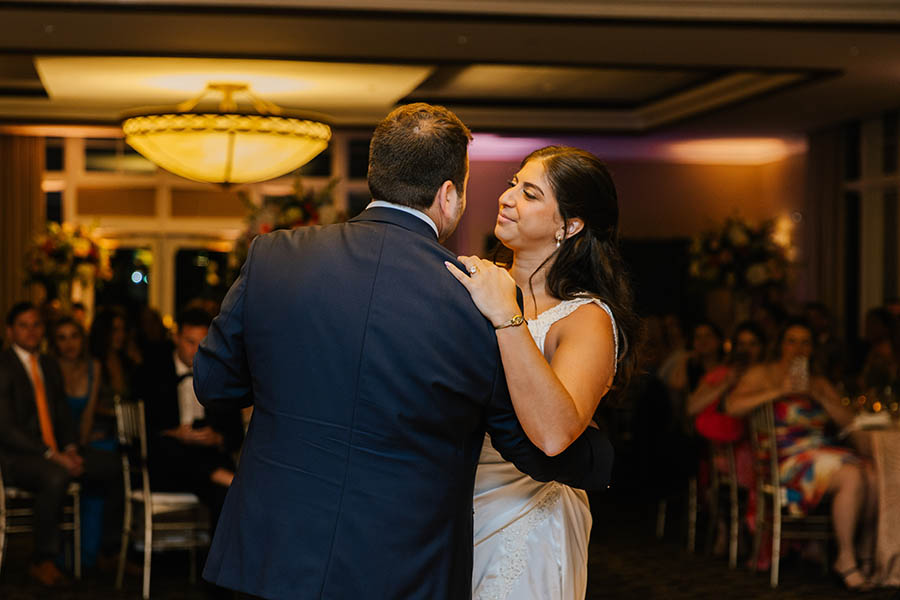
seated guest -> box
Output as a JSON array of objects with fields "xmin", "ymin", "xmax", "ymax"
[
  {"xmin": 51, "ymin": 317, "xmax": 102, "ymax": 447},
  {"xmin": 0, "ymin": 302, "xmax": 121, "ymax": 586},
  {"xmin": 727, "ymin": 318, "xmax": 877, "ymax": 590},
  {"xmin": 50, "ymin": 316, "xmax": 107, "ymax": 569},
  {"xmin": 136, "ymin": 308, "xmax": 243, "ymax": 534},
  {"xmin": 687, "ymin": 321, "xmax": 767, "ymax": 555},
  {"xmin": 89, "ymin": 306, "xmax": 138, "ymax": 444}
]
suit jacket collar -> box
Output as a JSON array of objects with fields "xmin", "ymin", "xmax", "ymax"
[{"xmin": 351, "ymin": 206, "xmax": 439, "ymax": 241}]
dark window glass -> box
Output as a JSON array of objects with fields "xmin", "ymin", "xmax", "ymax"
[
  {"xmin": 121, "ymin": 143, "xmax": 156, "ymax": 174},
  {"xmin": 347, "ymin": 191, "xmax": 371, "ymax": 218},
  {"xmin": 85, "ymin": 138, "xmax": 118, "ymax": 173},
  {"xmin": 884, "ymin": 188, "xmax": 899, "ymax": 299},
  {"xmin": 174, "ymin": 249, "xmax": 230, "ymax": 314},
  {"xmin": 843, "ymin": 122, "xmax": 861, "ymax": 182},
  {"xmin": 289, "ymin": 148, "xmax": 331, "ymax": 178},
  {"xmin": 45, "ymin": 137, "xmax": 64, "ymax": 171},
  {"xmin": 95, "ymin": 247, "xmax": 152, "ymax": 312},
  {"xmin": 884, "ymin": 111, "xmax": 898, "ymax": 174},
  {"xmin": 348, "ymin": 138, "xmax": 370, "ymax": 180},
  {"xmin": 85, "ymin": 138, "xmax": 155, "ymax": 174},
  {"xmin": 45, "ymin": 191, "xmax": 62, "ymax": 224},
  {"xmin": 844, "ymin": 190, "xmax": 861, "ymax": 341}
]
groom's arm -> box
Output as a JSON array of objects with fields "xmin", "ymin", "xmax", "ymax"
[
  {"xmin": 484, "ymin": 359, "xmax": 613, "ymax": 491},
  {"xmin": 194, "ymin": 238, "xmax": 256, "ymax": 411}
]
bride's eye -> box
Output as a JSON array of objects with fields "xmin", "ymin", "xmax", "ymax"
[{"xmin": 506, "ymin": 179, "xmax": 517, "ymax": 188}]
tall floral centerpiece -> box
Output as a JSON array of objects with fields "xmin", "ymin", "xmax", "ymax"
[
  {"xmin": 228, "ymin": 176, "xmax": 344, "ymax": 283},
  {"xmin": 25, "ymin": 222, "xmax": 113, "ymax": 311},
  {"xmin": 688, "ymin": 216, "xmax": 795, "ymax": 330}
]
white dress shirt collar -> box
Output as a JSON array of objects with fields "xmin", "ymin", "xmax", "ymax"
[
  {"xmin": 11, "ymin": 343, "xmax": 41, "ymax": 380},
  {"xmin": 366, "ymin": 200, "xmax": 439, "ymax": 237}
]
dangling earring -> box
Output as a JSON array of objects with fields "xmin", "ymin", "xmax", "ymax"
[{"xmin": 555, "ymin": 231, "xmax": 563, "ymax": 248}]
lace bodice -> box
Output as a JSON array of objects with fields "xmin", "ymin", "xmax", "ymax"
[{"xmin": 526, "ymin": 297, "xmax": 618, "ymax": 372}]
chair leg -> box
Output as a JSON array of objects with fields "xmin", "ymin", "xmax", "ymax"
[
  {"xmin": 706, "ymin": 477, "xmax": 720, "ymax": 556},
  {"xmin": 73, "ymin": 492, "xmax": 81, "ymax": 580},
  {"xmin": 727, "ymin": 449, "xmax": 739, "ymax": 569},
  {"xmin": 770, "ymin": 496, "xmax": 781, "ymax": 588},
  {"xmin": 750, "ymin": 485, "xmax": 764, "ymax": 571},
  {"xmin": 687, "ymin": 477, "xmax": 697, "ymax": 553},
  {"xmin": 116, "ymin": 499, "xmax": 132, "ymax": 590},
  {"xmin": 728, "ymin": 479, "xmax": 739, "ymax": 569},
  {"xmin": 656, "ymin": 499, "xmax": 667, "ymax": 539},
  {"xmin": 143, "ymin": 514, "xmax": 152, "ymax": 600}
]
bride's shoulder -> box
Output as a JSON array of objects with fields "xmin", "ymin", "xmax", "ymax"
[{"xmin": 552, "ymin": 297, "xmax": 614, "ymax": 336}]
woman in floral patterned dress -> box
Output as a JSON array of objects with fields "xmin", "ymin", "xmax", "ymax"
[{"xmin": 727, "ymin": 318, "xmax": 877, "ymax": 590}]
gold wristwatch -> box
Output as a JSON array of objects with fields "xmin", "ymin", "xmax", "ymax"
[{"xmin": 494, "ymin": 314, "xmax": 526, "ymax": 330}]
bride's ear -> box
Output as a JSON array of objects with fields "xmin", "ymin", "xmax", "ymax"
[{"xmin": 565, "ymin": 218, "xmax": 584, "ymax": 239}]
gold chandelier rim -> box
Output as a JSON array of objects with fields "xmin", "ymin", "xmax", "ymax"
[{"xmin": 121, "ymin": 111, "xmax": 332, "ymax": 139}]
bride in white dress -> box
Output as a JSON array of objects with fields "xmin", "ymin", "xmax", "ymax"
[{"xmin": 446, "ymin": 146, "xmax": 639, "ymax": 600}]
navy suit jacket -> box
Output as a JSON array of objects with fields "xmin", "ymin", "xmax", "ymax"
[
  {"xmin": 0, "ymin": 348, "xmax": 76, "ymax": 464},
  {"xmin": 195, "ymin": 207, "xmax": 613, "ymax": 600}
]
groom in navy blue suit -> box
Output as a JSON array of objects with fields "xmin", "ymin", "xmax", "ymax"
[{"xmin": 195, "ymin": 103, "xmax": 613, "ymax": 599}]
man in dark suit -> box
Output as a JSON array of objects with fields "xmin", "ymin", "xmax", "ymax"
[
  {"xmin": 0, "ymin": 302, "xmax": 121, "ymax": 586},
  {"xmin": 136, "ymin": 307, "xmax": 243, "ymax": 535},
  {"xmin": 195, "ymin": 103, "xmax": 613, "ymax": 600}
]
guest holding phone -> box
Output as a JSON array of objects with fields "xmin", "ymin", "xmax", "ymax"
[{"xmin": 727, "ymin": 318, "xmax": 877, "ymax": 590}]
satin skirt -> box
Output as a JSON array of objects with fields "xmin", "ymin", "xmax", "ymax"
[{"xmin": 472, "ymin": 435, "xmax": 591, "ymax": 600}]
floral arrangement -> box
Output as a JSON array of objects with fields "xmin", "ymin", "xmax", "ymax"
[
  {"xmin": 228, "ymin": 176, "xmax": 344, "ymax": 280},
  {"xmin": 688, "ymin": 216, "xmax": 794, "ymax": 294},
  {"xmin": 25, "ymin": 222, "xmax": 112, "ymax": 295}
]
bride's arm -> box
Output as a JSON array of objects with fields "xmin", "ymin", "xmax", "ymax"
[
  {"xmin": 445, "ymin": 257, "xmax": 615, "ymax": 456},
  {"xmin": 496, "ymin": 304, "xmax": 615, "ymax": 456}
]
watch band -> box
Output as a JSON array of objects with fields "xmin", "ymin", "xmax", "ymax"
[{"xmin": 494, "ymin": 314, "xmax": 526, "ymax": 330}]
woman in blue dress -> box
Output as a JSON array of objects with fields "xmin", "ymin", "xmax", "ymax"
[{"xmin": 50, "ymin": 316, "xmax": 108, "ymax": 569}]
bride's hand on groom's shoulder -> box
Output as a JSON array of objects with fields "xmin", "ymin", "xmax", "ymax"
[{"xmin": 444, "ymin": 256, "xmax": 520, "ymax": 327}]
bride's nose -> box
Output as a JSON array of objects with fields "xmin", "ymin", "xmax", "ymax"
[{"xmin": 498, "ymin": 189, "xmax": 515, "ymax": 207}]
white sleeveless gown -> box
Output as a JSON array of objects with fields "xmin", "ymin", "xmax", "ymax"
[{"xmin": 472, "ymin": 297, "xmax": 618, "ymax": 600}]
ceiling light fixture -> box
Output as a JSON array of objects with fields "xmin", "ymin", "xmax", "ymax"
[{"xmin": 121, "ymin": 82, "xmax": 331, "ymax": 185}]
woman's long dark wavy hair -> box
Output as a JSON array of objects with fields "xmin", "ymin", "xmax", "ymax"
[{"xmin": 505, "ymin": 145, "xmax": 641, "ymax": 404}]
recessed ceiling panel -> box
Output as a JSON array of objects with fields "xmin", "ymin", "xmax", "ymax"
[
  {"xmin": 410, "ymin": 65, "xmax": 719, "ymax": 106},
  {"xmin": 34, "ymin": 56, "xmax": 434, "ymax": 114}
]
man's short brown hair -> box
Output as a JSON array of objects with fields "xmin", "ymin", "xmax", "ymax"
[{"xmin": 367, "ymin": 103, "xmax": 472, "ymax": 210}]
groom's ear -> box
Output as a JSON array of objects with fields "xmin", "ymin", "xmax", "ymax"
[{"xmin": 434, "ymin": 180, "xmax": 456, "ymax": 216}]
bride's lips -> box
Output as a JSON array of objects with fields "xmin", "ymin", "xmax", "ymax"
[{"xmin": 497, "ymin": 213, "xmax": 516, "ymax": 224}]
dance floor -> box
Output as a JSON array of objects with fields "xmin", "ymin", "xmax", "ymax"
[{"xmin": 1, "ymin": 491, "xmax": 897, "ymax": 599}]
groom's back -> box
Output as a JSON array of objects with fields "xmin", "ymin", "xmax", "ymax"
[{"xmin": 201, "ymin": 208, "xmax": 500, "ymax": 599}]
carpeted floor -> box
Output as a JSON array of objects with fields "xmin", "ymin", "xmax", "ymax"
[{"xmin": 1, "ymin": 490, "xmax": 897, "ymax": 599}]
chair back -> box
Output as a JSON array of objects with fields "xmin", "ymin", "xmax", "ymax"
[
  {"xmin": 747, "ymin": 402, "xmax": 783, "ymax": 505},
  {"xmin": 114, "ymin": 398, "xmax": 151, "ymax": 503}
]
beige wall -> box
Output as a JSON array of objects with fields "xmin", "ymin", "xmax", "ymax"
[{"xmin": 448, "ymin": 152, "xmax": 807, "ymax": 255}]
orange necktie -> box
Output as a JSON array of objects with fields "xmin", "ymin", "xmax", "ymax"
[{"xmin": 29, "ymin": 354, "xmax": 58, "ymax": 453}]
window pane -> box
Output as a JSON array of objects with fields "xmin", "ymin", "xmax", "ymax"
[
  {"xmin": 121, "ymin": 143, "xmax": 157, "ymax": 174},
  {"xmin": 289, "ymin": 147, "xmax": 331, "ymax": 178},
  {"xmin": 46, "ymin": 191, "xmax": 62, "ymax": 224},
  {"xmin": 348, "ymin": 138, "xmax": 370, "ymax": 180},
  {"xmin": 347, "ymin": 191, "xmax": 371, "ymax": 218},
  {"xmin": 95, "ymin": 246, "xmax": 152, "ymax": 312},
  {"xmin": 45, "ymin": 137, "xmax": 64, "ymax": 171},
  {"xmin": 843, "ymin": 122, "xmax": 861, "ymax": 182},
  {"xmin": 85, "ymin": 138, "xmax": 119, "ymax": 172},
  {"xmin": 884, "ymin": 111, "xmax": 898, "ymax": 175},
  {"xmin": 85, "ymin": 138, "xmax": 155, "ymax": 174},
  {"xmin": 174, "ymin": 248, "xmax": 230, "ymax": 314}
]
